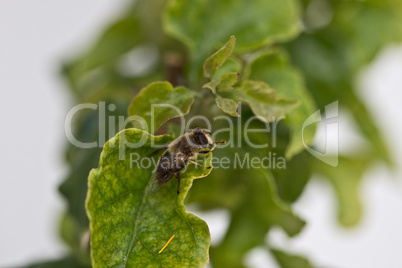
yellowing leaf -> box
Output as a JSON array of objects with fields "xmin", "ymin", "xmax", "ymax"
[{"xmin": 86, "ymin": 129, "xmax": 213, "ymax": 267}]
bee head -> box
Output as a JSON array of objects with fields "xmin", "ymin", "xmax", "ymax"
[{"xmin": 192, "ymin": 128, "xmax": 212, "ymax": 148}]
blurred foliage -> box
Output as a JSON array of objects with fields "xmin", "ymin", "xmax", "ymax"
[
  {"xmin": 270, "ymin": 248, "xmax": 313, "ymax": 268},
  {"xmin": 26, "ymin": 0, "xmax": 402, "ymax": 267}
]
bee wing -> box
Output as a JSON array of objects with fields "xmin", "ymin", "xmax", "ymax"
[
  {"xmin": 146, "ymin": 171, "xmax": 175, "ymax": 196},
  {"xmin": 146, "ymin": 150, "xmax": 191, "ymax": 196},
  {"xmin": 146, "ymin": 173, "xmax": 163, "ymax": 196}
]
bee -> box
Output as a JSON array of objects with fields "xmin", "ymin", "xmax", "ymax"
[{"xmin": 147, "ymin": 128, "xmax": 225, "ymax": 195}]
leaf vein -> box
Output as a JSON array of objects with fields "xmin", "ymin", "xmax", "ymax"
[{"xmin": 123, "ymin": 189, "xmax": 148, "ymax": 267}]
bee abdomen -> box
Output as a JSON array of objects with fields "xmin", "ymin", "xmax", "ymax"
[{"xmin": 155, "ymin": 150, "xmax": 187, "ymax": 185}]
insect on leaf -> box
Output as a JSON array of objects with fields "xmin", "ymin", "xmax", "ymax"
[{"xmin": 86, "ymin": 129, "xmax": 213, "ymax": 267}]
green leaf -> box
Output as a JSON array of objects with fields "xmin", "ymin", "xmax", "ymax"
[
  {"xmin": 214, "ymin": 58, "xmax": 242, "ymax": 82},
  {"xmin": 202, "ymin": 80, "xmax": 218, "ymax": 94},
  {"xmin": 273, "ymin": 151, "xmax": 312, "ymax": 203},
  {"xmin": 234, "ymin": 80, "xmax": 300, "ymax": 123},
  {"xmin": 271, "ymin": 248, "xmax": 314, "ymax": 268},
  {"xmin": 311, "ymin": 155, "xmax": 373, "ymax": 227},
  {"xmin": 203, "ymin": 72, "xmax": 240, "ymax": 94},
  {"xmin": 86, "ymin": 129, "xmax": 213, "ymax": 267},
  {"xmin": 203, "ymin": 35, "xmax": 236, "ymax": 78},
  {"xmin": 202, "ymin": 36, "xmax": 238, "ymax": 96},
  {"xmin": 201, "ymin": 37, "xmax": 242, "ymax": 117},
  {"xmin": 245, "ymin": 50, "xmax": 316, "ymax": 159},
  {"xmin": 217, "ymin": 72, "xmax": 239, "ymax": 91},
  {"xmin": 164, "ymin": 0, "xmax": 301, "ymax": 74},
  {"xmin": 215, "ymin": 95, "xmax": 239, "ymax": 117},
  {"xmin": 127, "ymin": 82, "xmax": 195, "ymax": 132}
]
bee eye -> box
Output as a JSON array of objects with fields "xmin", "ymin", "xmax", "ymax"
[{"xmin": 196, "ymin": 133, "xmax": 209, "ymax": 148}]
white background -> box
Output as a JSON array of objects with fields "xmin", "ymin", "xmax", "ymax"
[{"xmin": 1, "ymin": 1, "xmax": 402, "ymax": 267}]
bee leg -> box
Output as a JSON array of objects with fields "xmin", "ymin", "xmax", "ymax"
[
  {"xmin": 198, "ymin": 150, "xmax": 211, "ymax": 155},
  {"xmin": 176, "ymin": 173, "xmax": 181, "ymax": 194},
  {"xmin": 190, "ymin": 160, "xmax": 212, "ymax": 170},
  {"xmin": 209, "ymin": 143, "xmax": 216, "ymax": 151}
]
